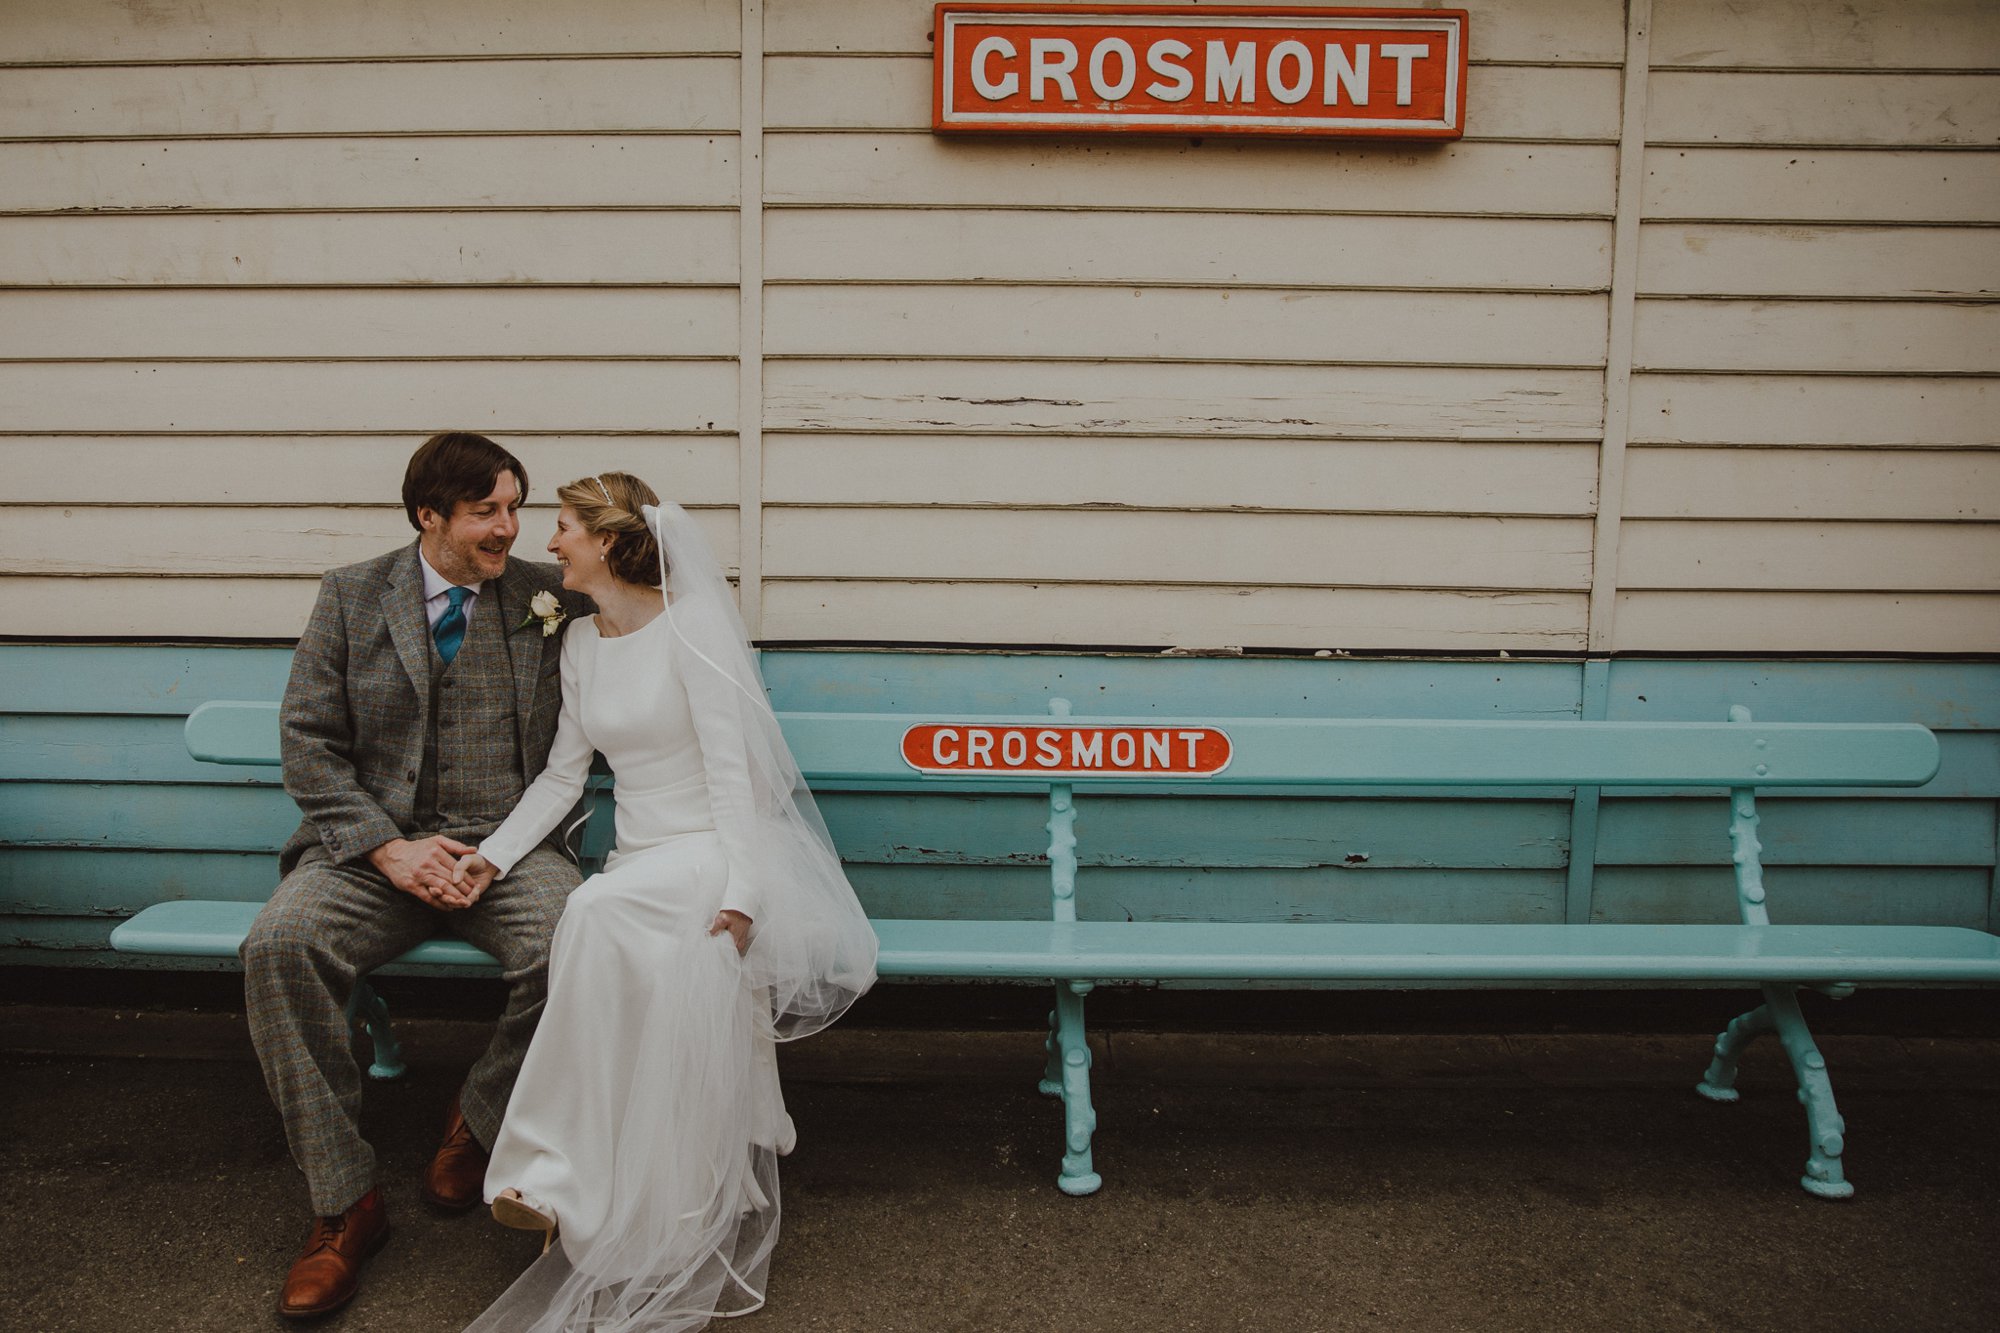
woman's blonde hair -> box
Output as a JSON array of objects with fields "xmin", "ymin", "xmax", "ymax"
[{"xmin": 556, "ymin": 471, "xmax": 664, "ymax": 587}]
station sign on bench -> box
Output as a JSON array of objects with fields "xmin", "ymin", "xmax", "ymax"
[
  {"xmin": 903, "ymin": 723, "xmax": 1233, "ymax": 777},
  {"xmin": 933, "ymin": 4, "xmax": 1468, "ymax": 139}
]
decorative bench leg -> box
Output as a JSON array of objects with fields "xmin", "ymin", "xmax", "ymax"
[
  {"xmin": 344, "ymin": 978, "xmax": 408, "ymax": 1081},
  {"xmin": 1047, "ymin": 980, "xmax": 1102, "ymax": 1196},
  {"xmin": 1694, "ymin": 984, "xmax": 1852, "ymax": 1198},
  {"xmin": 1695, "ymin": 1000, "xmax": 1775, "ymax": 1103}
]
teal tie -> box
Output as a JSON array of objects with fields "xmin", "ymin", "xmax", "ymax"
[{"xmin": 433, "ymin": 586, "xmax": 470, "ymax": 665}]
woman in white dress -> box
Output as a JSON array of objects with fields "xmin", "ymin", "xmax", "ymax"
[{"xmin": 452, "ymin": 473, "xmax": 877, "ymax": 1333}]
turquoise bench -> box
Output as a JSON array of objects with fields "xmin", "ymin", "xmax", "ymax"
[{"xmin": 112, "ymin": 698, "xmax": 2000, "ymax": 1200}]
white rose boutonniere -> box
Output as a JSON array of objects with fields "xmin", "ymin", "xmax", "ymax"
[{"xmin": 519, "ymin": 589, "xmax": 567, "ymax": 638}]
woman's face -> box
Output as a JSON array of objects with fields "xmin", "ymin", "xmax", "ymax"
[{"xmin": 547, "ymin": 505, "xmax": 608, "ymax": 592}]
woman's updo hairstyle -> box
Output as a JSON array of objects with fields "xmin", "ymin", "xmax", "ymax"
[{"xmin": 556, "ymin": 471, "xmax": 665, "ymax": 587}]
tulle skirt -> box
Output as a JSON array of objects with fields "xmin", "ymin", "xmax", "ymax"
[{"xmin": 471, "ymin": 827, "xmax": 794, "ymax": 1333}]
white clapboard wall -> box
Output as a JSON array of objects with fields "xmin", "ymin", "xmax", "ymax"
[{"xmin": 1, "ymin": 0, "xmax": 1994, "ymax": 651}]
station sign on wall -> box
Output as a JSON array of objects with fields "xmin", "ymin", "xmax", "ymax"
[
  {"xmin": 903, "ymin": 723, "xmax": 1234, "ymax": 777},
  {"xmin": 933, "ymin": 4, "xmax": 1468, "ymax": 139}
]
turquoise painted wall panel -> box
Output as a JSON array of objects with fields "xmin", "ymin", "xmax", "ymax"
[
  {"xmin": 1595, "ymin": 797, "xmax": 1996, "ymax": 867},
  {"xmin": 2, "ymin": 849, "xmax": 276, "ymax": 913},
  {"xmin": 847, "ymin": 865, "xmax": 1567, "ymax": 925},
  {"xmin": 759, "ymin": 651, "xmax": 1584, "ymax": 719},
  {"xmin": 1592, "ymin": 867, "xmax": 1992, "ymax": 930},
  {"xmin": 5, "ymin": 782, "xmax": 297, "ymax": 851},
  {"xmin": 0, "ymin": 644, "xmax": 293, "ymax": 714},
  {"xmin": 821, "ymin": 793, "xmax": 1570, "ymax": 869},
  {"xmin": 0, "ymin": 715, "xmax": 270, "ymax": 784},
  {"xmin": 1605, "ymin": 661, "xmax": 2000, "ymax": 729}
]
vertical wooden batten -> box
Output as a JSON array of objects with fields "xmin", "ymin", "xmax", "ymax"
[
  {"xmin": 1587, "ymin": 0, "xmax": 1652, "ymax": 655},
  {"xmin": 736, "ymin": 0, "xmax": 766, "ymax": 635}
]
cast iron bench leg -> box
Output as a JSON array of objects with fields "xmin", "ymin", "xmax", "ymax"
[
  {"xmin": 1695, "ymin": 984, "xmax": 1852, "ymax": 1198},
  {"xmin": 344, "ymin": 978, "xmax": 408, "ymax": 1081},
  {"xmin": 1049, "ymin": 979, "xmax": 1102, "ymax": 1196}
]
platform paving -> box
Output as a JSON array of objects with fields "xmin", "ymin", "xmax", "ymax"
[{"xmin": 2, "ymin": 1009, "xmax": 1997, "ymax": 1332}]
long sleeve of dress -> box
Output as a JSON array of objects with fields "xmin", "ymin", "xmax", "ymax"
[
  {"xmin": 678, "ymin": 611, "xmax": 766, "ymax": 925},
  {"xmin": 479, "ymin": 624, "xmax": 592, "ymax": 878}
]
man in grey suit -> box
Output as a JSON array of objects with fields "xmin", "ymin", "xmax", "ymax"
[{"xmin": 242, "ymin": 432, "xmax": 589, "ymax": 1319}]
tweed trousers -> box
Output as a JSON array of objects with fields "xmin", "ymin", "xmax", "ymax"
[{"xmin": 243, "ymin": 841, "xmax": 576, "ymax": 1215}]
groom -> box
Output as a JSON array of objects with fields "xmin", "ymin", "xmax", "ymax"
[{"xmin": 242, "ymin": 431, "xmax": 590, "ymax": 1319}]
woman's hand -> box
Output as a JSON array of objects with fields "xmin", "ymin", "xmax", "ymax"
[
  {"xmin": 451, "ymin": 852, "xmax": 499, "ymax": 907},
  {"xmin": 708, "ymin": 909, "xmax": 752, "ymax": 955}
]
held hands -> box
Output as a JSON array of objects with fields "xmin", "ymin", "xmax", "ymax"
[
  {"xmin": 370, "ymin": 835, "xmax": 481, "ymax": 909},
  {"xmin": 452, "ymin": 852, "xmax": 500, "ymax": 904},
  {"xmin": 708, "ymin": 909, "xmax": 752, "ymax": 955}
]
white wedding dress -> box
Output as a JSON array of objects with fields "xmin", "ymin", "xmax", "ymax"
[{"xmin": 467, "ymin": 611, "xmax": 794, "ymax": 1333}]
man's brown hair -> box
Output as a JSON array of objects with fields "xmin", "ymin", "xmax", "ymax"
[{"xmin": 401, "ymin": 432, "xmax": 529, "ymax": 531}]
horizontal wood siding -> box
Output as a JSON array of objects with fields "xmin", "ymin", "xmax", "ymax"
[
  {"xmin": 1616, "ymin": 0, "xmax": 2000, "ymax": 653},
  {"xmin": 1, "ymin": 0, "xmax": 743, "ymax": 638}
]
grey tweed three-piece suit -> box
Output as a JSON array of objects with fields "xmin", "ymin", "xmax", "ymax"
[{"xmin": 243, "ymin": 539, "xmax": 590, "ymax": 1214}]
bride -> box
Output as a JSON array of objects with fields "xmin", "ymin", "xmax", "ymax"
[{"xmin": 452, "ymin": 472, "xmax": 877, "ymax": 1332}]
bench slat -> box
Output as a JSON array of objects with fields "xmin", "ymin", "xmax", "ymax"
[
  {"xmin": 113, "ymin": 902, "xmax": 2000, "ymax": 985},
  {"xmin": 185, "ymin": 701, "xmax": 1940, "ymax": 789}
]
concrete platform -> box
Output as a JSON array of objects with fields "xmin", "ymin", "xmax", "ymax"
[{"xmin": 2, "ymin": 1008, "xmax": 1997, "ymax": 1332}]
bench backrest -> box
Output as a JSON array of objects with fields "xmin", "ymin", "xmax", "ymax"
[{"xmin": 184, "ymin": 699, "xmax": 1940, "ymax": 931}]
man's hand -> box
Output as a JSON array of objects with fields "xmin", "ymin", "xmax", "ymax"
[
  {"xmin": 453, "ymin": 852, "xmax": 499, "ymax": 905},
  {"xmin": 369, "ymin": 835, "xmax": 478, "ymax": 910},
  {"xmin": 708, "ymin": 910, "xmax": 752, "ymax": 955}
]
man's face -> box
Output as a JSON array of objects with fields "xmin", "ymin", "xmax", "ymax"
[{"xmin": 418, "ymin": 470, "xmax": 522, "ymax": 585}]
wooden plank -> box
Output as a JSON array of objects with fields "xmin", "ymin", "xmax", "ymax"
[
  {"xmin": 1591, "ymin": 867, "xmax": 1990, "ymax": 931},
  {"xmin": 1, "ymin": 576, "xmax": 315, "ymax": 638},
  {"xmin": 0, "ymin": 58, "xmax": 738, "ymax": 137},
  {"xmin": 765, "ymin": 361, "xmax": 1605, "ymax": 440},
  {"xmin": 0, "ymin": 289, "xmax": 739, "ymax": 360},
  {"xmin": 1617, "ymin": 519, "xmax": 2000, "ymax": 591},
  {"xmin": 1612, "ymin": 590, "xmax": 2000, "ymax": 654},
  {"xmin": 1595, "ymin": 797, "xmax": 1995, "ymax": 867},
  {"xmin": 765, "ymin": 508, "xmax": 1593, "ymax": 590},
  {"xmin": 4, "ymin": 782, "xmax": 307, "ymax": 852},
  {"xmin": 1604, "ymin": 659, "xmax": 2000, "ymax": 729},
  {"xmin": 766, "ymin": 134, "xmax": 1618, "ymax": 217},
  {"xmin": 0, "ymin": 211, "xmax": 740, "ymax": 287},
  {"xmin": 1623, "ymin": 447, "xmax": 1999, "ymax": 521},
  {"xmin": 0, "ymin": 436, "xmax": 740, "ymax": 506},
  {"xmin": 762, "ymin": 55, "xmax": 1623, "ymax": 142},
  {"xmin": 764, "ymin": 0, "xmax": 1630, "ymax": 65},
  {"xmin": 852, "ymin": 863, "xmax": 1569, "ymax": 926},
  {"xmin": 765, "ymin": 287, "xmax": 1608, "ymax": 367},
  {"xmin": 1641, "ymin": 148, "xmax": 2000, "ymax": 224},
  {"xmin": 765, "ymin": 209, "xmax": 1612, "ymax": 291},
  {"xmin": 763, "ymin": 436, "xmax": 1599, "ymax": 515},
  {"xmin": 1628, "ymin": 374, "xmax": 1996, "ymax": 447},
  {"xmin": 1650, "ymin": 0, "xmax": 2000, "ymax": 71},
  {"xmin": 1637, "ymin": 223, "xmax": 2000, "ymax": 299},
  {"xmin": 0, "ymin": 137, "xmax": 738, "ymax": 212},
  {"xmin": 0, "ymin": 715, "xmax": 272, "ymax": 785},
  {"xmin": 0, "ymin": 644, "xmax": 294, "ymax": 715},
  {"xmin": 818, "ymin": 793, "xmax": 1572, "ymax": 869},
  {"xmin": 0, "ymin": 505, "xmax": 739, "ymax": 575},
  {"xmin": 762, "ymin": 581, "xmax": 1587, "ymax": 650},
  {"xmin": 1647, "ymin": 72, "xmax": 2000, "ymax": 147},
  {"xmin": 3, "ymin": 0, "xmax": 742, "ymax": 61},
  {"xmin": 0, "ymin": 850, "xmax": 277, "ymax": 912},
  {"xmin": 1633, "ymin": 299, "xmax": 2000, "ymax": 375},
  {"xmin": 0, "ymin": 361, "xmax": 739, "ymax": 432}
]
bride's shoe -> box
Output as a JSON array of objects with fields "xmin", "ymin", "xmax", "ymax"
[{"xmin": 492, "ymin": 1188, "xmax": 558, "ymax": 1254}]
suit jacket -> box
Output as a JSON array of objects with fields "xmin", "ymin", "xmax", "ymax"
[{"xmin": 277, "ymin": 539, "xmax": 590, "ymax": 876}]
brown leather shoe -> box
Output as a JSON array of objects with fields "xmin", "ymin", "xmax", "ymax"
[
  {"xmin": 420, "ymin": 1091, "xmax": 489, "ymax": 1211},
  {"xmin": 277, "ymin": 1186, "xmax": 389, "ymax": 1319}
]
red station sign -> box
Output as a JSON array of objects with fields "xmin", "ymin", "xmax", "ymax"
[
  {"xmin": 934, "ymin": 4, "xmax": 1468, "ymax": 139},
  {"xmin": 902, "ymin": 723, "xmax": 1234, "ymax": 777}
]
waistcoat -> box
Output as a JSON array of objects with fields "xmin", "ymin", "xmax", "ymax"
[{"xmin": 412, "ymin": 590, "xmax": 526, "ymax": 839}]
